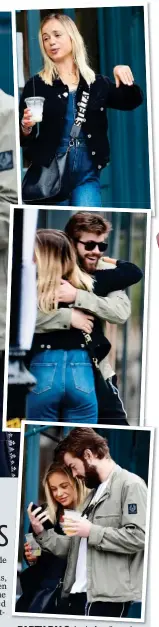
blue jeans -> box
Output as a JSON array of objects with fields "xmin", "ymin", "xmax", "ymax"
[
  {"xmin": 54, "ymin": 139, "xmax": 102, "ymax": 207},
  {"xmin": 26, "ymin": 349, "xmax": 98, "ymax": 423}
]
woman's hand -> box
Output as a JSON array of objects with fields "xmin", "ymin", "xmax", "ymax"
[
  {"xmin": 21, "ymin": 107, "xmax": 36, "ymax": 135},
  {"xmin": 113, "ymin": 65, "xmax": 134, "ymax": 88},
  {"xmin": 27, "ymin": 502, "xmax": 49, "ymax": 535},
  {"xmin": 24, "ymin": 541, "xmax": 37, "ymax": 564},
  {"xmin": 58, "ymin": 280, "xmax": 77, "ymax": 303},
  {"xmin": 102, "ymin": 256, "xmax": 117, "ymax": 265},
  {"xmin": 71, "ymin": 309, "xmax": 94, "ymax": 334}
]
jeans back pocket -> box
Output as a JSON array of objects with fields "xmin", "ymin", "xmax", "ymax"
[
  {"xmin": 30, "ymin": 363, "xmax": 57, "ymax": 395},
  {"xmin": 71, "ymin": 362, "xmax": 95, "ymax": 394}
]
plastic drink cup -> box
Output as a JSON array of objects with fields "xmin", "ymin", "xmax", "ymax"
[
  {"xmin": 25, "ymin": 97, "xmax": 45, "ymax": 123},
  {"xmin": 25, "ymin": 532, "xmax": 41, "ymax": 557},
  {"xmin": 62, "ymin": 509, "xmax": 82, "ymax": 536}
]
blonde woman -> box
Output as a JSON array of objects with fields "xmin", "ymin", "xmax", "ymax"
[
  {"xmin": 26, "ymin": 227, "xmax": 142, "ymax": 423},
  {"xmin": 20, "ymin": 12, "xmax": 143, "ymax": 207},
  {"xmin": 16, "ymin": 462, "xmax": 88, "ymax": 613},
  {"xmin": 26, "ymin": 228, "xmax": 98, "ymax": 422}
]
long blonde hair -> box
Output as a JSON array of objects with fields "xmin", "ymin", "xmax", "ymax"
[
  {"xmin": 38, "ymin": 13, "xmax": 95, "ymax": 86},
  {"xmin": 43, "ymin": 462, "xmax": 89, "ymax": 524},
  {"xmin": 35, "ymin": 229, "xmax": 93, "ymax": 313}
]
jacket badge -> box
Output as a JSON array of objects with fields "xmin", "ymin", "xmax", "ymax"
[
  {"xmin": 0, "ymin": 150, "xmax": 13, "ymax": 172},
  {"xmin": 128, "ymin": 503, "xmax": 137, "ymax": 514}
]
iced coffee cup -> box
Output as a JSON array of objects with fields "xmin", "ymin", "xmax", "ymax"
[
  {"xmin": 25, "ymin": 532, "xmax": 41, "ymax": 557},
  {"xmin": 62, "ymin": 509, "xmax": 82, "ymax": 536},
  {"xmin": 25, "ymin": 96, "xmax": 45, "ymax": 123}
]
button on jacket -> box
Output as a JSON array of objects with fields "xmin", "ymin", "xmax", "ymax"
[
  {"xmin": 19, "ymin": 74, "xmax": 143, "ymax": 170},
  {"xmin": 37, "ymin": 465, "xmax": 147, "ymax": 604}
]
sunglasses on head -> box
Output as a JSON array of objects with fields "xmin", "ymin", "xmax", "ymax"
[{"xmin": 74, "ymin": 239, "xmax": 108, "ymax": 252}]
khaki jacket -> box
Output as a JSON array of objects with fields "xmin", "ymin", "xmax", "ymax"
[
  {"xmin": 0, "ymin": 91, "xmax": 17, "ymax": 350},
  {"xmin": 35, "ymin": 258, "xmax": 131, "ymax": 380},
  {"xmin": 37, "ymin": 465, "xmax": 147, "ymax": 603}
]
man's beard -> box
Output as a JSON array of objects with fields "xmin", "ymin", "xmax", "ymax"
[
  {"xmin": 77, "ymin": 252, "xmax": 99, "ymax": 273},
  {"xmin": 83, "ymin": 460, "xmax": 101, "ymax": 489}
]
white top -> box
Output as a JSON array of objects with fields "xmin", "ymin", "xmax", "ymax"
[
  {"xmin": 71, "ymin": 476, "xmax": 112, "ymax": 594},
  {"xmin": 69, "ymin": 86, "xmax": 77, "ymax": 93}
]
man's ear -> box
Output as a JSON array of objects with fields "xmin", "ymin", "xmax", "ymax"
[{"xmin": 83, "ymin": 448, "xmax": 94, "ymax": 462}]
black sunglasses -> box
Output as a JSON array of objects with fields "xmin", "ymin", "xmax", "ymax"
[{"xmin": 74, "ymin": 239, "xmax": 108, "ymax": 252}]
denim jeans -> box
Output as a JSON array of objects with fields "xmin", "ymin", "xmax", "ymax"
[
  {"xmin": 53, "ymin": 138, "xmax": 101, "ymax": 207},
  {"xmin": 26, "ymin": 349, "xmax": 98, "ymax": 423},
  {"xmin": 52, "ymin": 91, "xmax": 101, "ymax": 207}
]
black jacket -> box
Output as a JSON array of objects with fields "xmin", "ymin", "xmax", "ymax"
[
  {"xmin": 0, "ymin": 368, "xmax": 20, "ymax": 477},
  {"xmin": 20, "ymin": 73, "xmax": 143, "ymax": 170},
  {"xmin": 16, "ymin": 516, "xmax": 66, "ymax": 613}
]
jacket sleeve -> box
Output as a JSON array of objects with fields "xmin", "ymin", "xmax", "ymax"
[
  {"xmin": 36, "ymin": 290, "xmax": 131, "ymax": 330},
  {"xmin": 74, "ymin": 289, "xmax": 131, "ymax": 325},
  {"xmin": 104, "ymin": 77, "xmax": 143, "ymax": 111},
  {"xmin": 35, "ymin": 528, "xmax": 71, "ymax": 557},
  {"xmin": 94, "ymin": 261, "xmax": 143, "ymax": 296},
  {"xmin": 88, "ymin": 480, "xmax": 147, "ymax": 554},
  {"xmin": 35, "ymin": 307, "xmax": 72, "ymax": 332},
  {"xmin": 0, "ymin": 206, "xmax": 10, "ymax": 250},
  {"xmin": 19, "ymin": 78, "xmax": 38, "ymax": 148}
]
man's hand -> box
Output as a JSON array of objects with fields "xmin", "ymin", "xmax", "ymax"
[
  {"xmin": 113, "ymin": 65, "xmax": 134, "ymax": 88},
  {"xmin": 58, "ymin": 280, "xmax": 77, "ymax": 303},
  {"xmin": 71, "ymin": 309, "xmax": 94, "ymax": 333},
  {"xmin": 63, "ymin": 517, "xmax": 92, "ymax": 538},
  {"xmin": 27, "ymin": 502, "xmax": 49, "ymax": 535}
]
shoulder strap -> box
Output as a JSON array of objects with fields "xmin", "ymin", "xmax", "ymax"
[{"xmin": 70, "ymin": 89, "xmax": 90, "ymax": 140}]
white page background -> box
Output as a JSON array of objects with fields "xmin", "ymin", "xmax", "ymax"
[{"xmin": 1, "ymin": 1, "xmax": 159, "ymax": 627}]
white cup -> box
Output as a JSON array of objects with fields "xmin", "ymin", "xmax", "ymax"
[
  {"xmin": 25, "ymin": 532, "xmax": 41, "ymax": 557},
  {"xmin": 64, "ymin": 509, "xmax": 82, "ymax": 520},
  {"xmin": 62, "ymin": 509, "xmax": 82, "ymax": 536},
  {"xmin": 25, "ymin": 96, "xmax": 45, "ymax": 123}
]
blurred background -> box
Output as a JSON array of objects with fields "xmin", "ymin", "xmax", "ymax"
[
  {"xmin": 16, "ymin": 423, "xmax": 151, "ymax": 618},
  {"xmin": 0, "ymin": 12, "xmax": 14, "ymax": 94},
  {"xmin": 16, "ymin": 6, "xmax": 151, "ymax": 209}
]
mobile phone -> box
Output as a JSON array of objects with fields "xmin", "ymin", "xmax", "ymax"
[
  {"xmin": 31, "ymin": 503, "xmax": 51, "ymax": 530},
  {"xmin": 31, "ymin": 503, "xmax": 46, "ymax": 516}
]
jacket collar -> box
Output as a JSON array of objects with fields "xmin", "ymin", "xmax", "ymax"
[
  {"xmin": 81, "ymin": 464, "xmax": 122, "ymax": 512},
  {"xmin": 52, "ymin": 73, "xmax": 89, "ymax": 92}
]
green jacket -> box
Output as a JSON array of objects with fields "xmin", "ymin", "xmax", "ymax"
[
  {"xmin": 35, "ymin": 258, "xmax": 131, "ymax": 380},
  {"xmin": 36, "ymin": 464, "xmax": 147, "ymax": 603},
  {"xmin": 0, "ymin": 91, "xmax": 18, "ymax": 350}
]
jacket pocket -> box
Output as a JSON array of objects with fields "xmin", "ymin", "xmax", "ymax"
[{"xmin": 94, "ymin": 514, "xmax": 121, "ymax": 528}]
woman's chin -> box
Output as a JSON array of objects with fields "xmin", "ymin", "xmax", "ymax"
[
  {"xmin": 58, "ymin": 499, "xmax": 70, "ymax": 506},
  {"xmin": 49, "ymin": 52, "xmax": 62, "ymax": 62}
]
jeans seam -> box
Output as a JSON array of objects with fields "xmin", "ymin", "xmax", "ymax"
[
  {"xmin": 62, "ymin": 351, "xmax": 67, "ymax": 395},
  {"xmin": 71, "ymin": 147, "xmax": 77, "ymax": 173}
]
